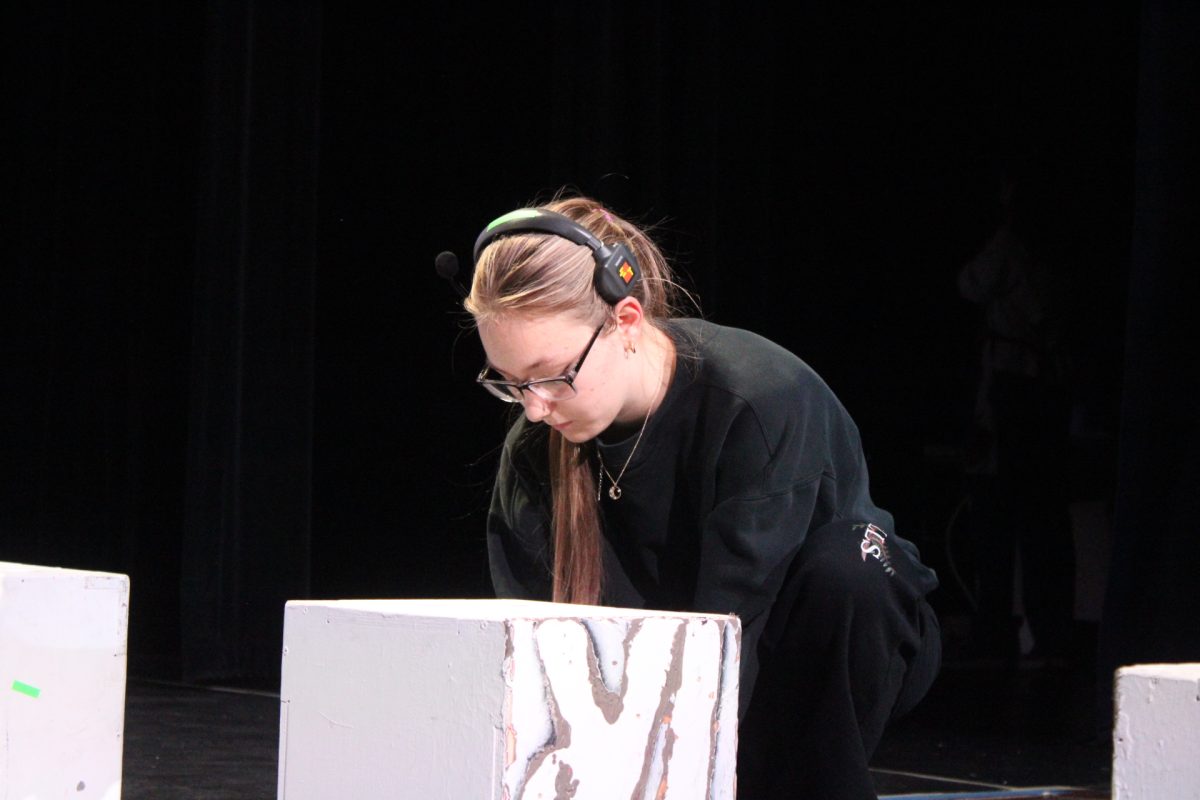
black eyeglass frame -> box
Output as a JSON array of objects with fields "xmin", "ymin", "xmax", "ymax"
[{"xmin": 476, "ymin": 322, "xmax": 606, "ymax": 403}]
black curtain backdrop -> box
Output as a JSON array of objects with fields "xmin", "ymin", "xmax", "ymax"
[
  {"xmin": 1097, "ymin": 0, "xmax": 1200, "ymax": 725},
  {"xmin": 3, "ymin": 2, "xmax": 203, "ymax": 673},
  {"xmin": 180, "ymin": 0, "xmax": 321, "ymax": 683},
  {"xmin": 5, "ymin": 1, "xmax": 1184, "ymax": 696}
]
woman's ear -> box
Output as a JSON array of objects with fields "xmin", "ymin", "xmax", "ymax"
[{"xmin": 612, "ymin": 297, "xmax": 646, "ymax": 345}]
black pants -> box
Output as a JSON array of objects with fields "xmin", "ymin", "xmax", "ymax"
[{"xmin": 737, "ymin": 520, "xmax": 941, "ymax": 799}]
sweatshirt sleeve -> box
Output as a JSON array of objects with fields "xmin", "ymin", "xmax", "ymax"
[
  {"xmin": 691, "ymin": 370, "xmax": 884, "ymax": 712},
  {"xmin": 692, "ymin": 404, "xmax": 820, "ymax": 712},
  {"xmin": 487, "ymin": 420, "xmax": 554, "ymax": 600}
]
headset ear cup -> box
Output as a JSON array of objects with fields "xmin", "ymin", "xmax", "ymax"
[{"xmin": 594, "ymin": 243, "xmax": 640, "ymax": 304}]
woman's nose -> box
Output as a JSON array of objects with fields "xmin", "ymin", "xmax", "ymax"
[{"xmin": 521, "ymin": 391, "xmax": 553, "ymax": 423}]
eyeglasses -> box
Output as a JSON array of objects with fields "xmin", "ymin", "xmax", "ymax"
[{"xmin": 477, "ymin": 322, "xmax": 605, "ymax": 403}]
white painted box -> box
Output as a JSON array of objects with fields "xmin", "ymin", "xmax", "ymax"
[
  {"xmin": 1114, "ymin": 663, "xmax": 1200, "ymax": 799},
  {"xmin": 0, "ymin": 561, "xmax": 130, "ymax": 799},
  {"xmin": 278, "ymin": 599, "xmax": 740, "ymax": 800}
]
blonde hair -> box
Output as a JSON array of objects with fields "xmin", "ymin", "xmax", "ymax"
[{"xmin": 466, "ymin": 195, "xmax": 683, "ymax": 605}]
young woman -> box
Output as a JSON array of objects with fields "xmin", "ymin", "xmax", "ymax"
[{"xmin": 465, "ymin": 195, "xmax": 941, "ymax": 799}]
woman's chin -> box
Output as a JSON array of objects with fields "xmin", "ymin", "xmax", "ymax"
[{"xmin": 551, "ymin": 423, "xmax": 593, "ymax": 443}]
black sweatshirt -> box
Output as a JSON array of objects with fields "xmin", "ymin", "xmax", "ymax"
[{"xmin": 487, "ymin": 318, "xmax": 938, "ymax": 703}]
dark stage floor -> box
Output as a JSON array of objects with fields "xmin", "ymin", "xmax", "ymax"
[{"xmin": 121, "ymin": 651, "xmax": 1112, "ymax": 798}]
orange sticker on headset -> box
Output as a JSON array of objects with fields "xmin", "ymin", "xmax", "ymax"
[{"xmin": 619, "ymin": 263, "xmax": 634, "ymax": 283}]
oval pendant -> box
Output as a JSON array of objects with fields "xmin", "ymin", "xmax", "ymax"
[{"xmin": 608, "ymin": 485, "xmax": 622, "ymax": 500}]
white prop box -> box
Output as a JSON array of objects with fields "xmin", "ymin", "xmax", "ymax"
[
  {"xmin": 0, "ymin": 561, "xmax": 130, "ymax": 799},
  {"xmin": 1113, "ymin": 663, "xmax": 1200, "ymax": 799},
  {"xmin": 278, "ymin": 599, "xmax": 740, "ymax": 799}
]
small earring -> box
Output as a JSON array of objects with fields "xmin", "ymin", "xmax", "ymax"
[{"xmin": 624, "ymin": 341, "xmax": 637, "ymax": 356}]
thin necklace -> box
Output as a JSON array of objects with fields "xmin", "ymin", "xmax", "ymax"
[{"xmin": 596, "ymin": 408, "xmax": 652, "ymax": 501}]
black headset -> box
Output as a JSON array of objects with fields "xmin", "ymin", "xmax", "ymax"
[{"xmin": 472, "ymin": 208, "xmax": 641, "ymax": 306}]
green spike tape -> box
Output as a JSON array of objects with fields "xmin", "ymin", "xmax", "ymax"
[{"xmin": 12, "ymin": 680, "xmax": 41, "ymax": 698}]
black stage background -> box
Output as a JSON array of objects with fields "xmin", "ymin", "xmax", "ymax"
[{"xmin": 3, "ymin": 1, "xmax": 1195, "ymax": 721}]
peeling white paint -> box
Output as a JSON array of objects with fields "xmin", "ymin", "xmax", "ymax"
[
  {"xmin": 502, "ymin": 618, "xmax": 554, "ymax": 800},
  {"xmin": 522, "ymin": 617, "xmax": 686, "ymax": 799},
  {"xmin": 709, "ymin": 619, "xmax": 741, "ymax": 796},
  {"xmin": 581, "ymin": 617, "xmax": 630, "ymax": 695},
  {"xmin": 663, "ymin": 620, "xmax": 723, "ymax": 798}
]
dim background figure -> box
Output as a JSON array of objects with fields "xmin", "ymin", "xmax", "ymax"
[{"xmin": 957, "ymin": 157, "xmax": 1077, "ymax": 667}]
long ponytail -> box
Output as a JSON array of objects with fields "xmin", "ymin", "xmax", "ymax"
[{"xmin": 548, "ymin": 434, "xmax": 601, "ymax": 603}]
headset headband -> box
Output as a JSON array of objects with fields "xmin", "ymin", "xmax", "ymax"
[{"xmin": 472, "ymin": 208, "xmax": 640, "ymax": 305}]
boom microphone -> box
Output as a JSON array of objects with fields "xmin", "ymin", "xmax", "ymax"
[{"xmin": 435, "ymin": 250, "xmax": 468, "ymax": 298}]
